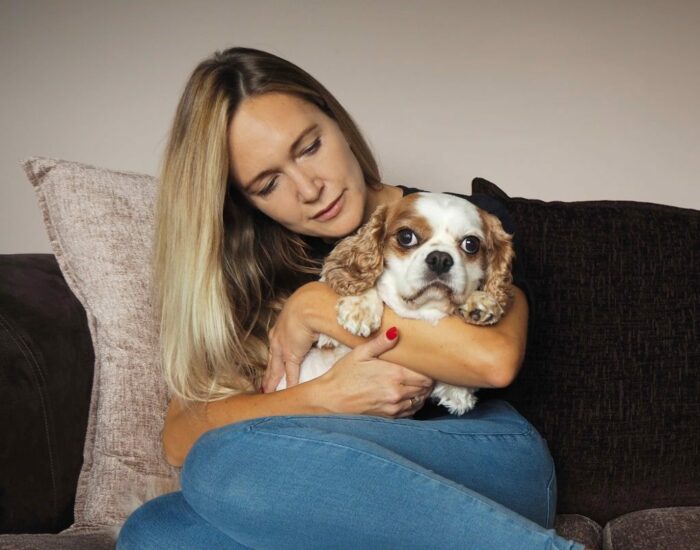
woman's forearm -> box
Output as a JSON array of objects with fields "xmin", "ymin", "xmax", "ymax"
[
  {"xmin": 162, "ymin": 379, "xmax": 333, "ymax": 467},
  {"xmin": 299, "ymin": 281, "xmax": 528, "ymax": 389}
]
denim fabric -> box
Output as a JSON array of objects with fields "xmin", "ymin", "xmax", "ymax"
[{"xmin": 118, "ymin": 400, "xmax": 583, "ymax": 549}]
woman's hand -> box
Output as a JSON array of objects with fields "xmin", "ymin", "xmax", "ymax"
[
  {"xmin": 262, "ymin": 284, "xmax": 319, "ymax": 393},
  {"xmin": 316, "ymin": 327, "xmax": 436, "ymax": 418}
]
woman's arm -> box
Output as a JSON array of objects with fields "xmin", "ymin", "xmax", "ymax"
[
  {"xmin": 163, "ymin": 328, "xmax": 434, "ymax": 467},
  {"xmin": 163, "ymin": 380, "xmax": 328, "ymax": 467},
  {"xmin": 294, "ymin": 281, "xmax": 529, "ymax": 389}
]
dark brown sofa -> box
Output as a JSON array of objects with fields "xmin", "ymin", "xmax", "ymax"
[{"xmin": 1, "ymin": 179, "xmax": 698, "ymax": 549}]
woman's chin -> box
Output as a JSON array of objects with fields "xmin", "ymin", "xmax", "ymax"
[{"xmin": 315, "ymin": 212, "xmax": 362, "ymax": 240}]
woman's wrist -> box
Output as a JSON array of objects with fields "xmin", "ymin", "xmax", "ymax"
[
  {"xmin": 304, "ymin": 373, "xmax": 340, "ymax": 414},
  {"xmin": 296, "ymin": 281, "xmax": 339, "ymax": 334}
]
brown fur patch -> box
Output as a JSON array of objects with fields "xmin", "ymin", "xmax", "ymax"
[
  {"xmin": 384, "ymin": 195, "xmax": 434, "ymax": 258},
  {"xmin": 321, "ymin": 204, "xmax": 389, "ymax": 295},
  {"xmin": 478, "ymin": 209, "xmax": 515, "ymax": 312}
]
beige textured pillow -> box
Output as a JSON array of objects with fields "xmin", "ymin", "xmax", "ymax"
[{"xmin": 22, "ymin": 157, "xmax": 179, "ymax": 534}]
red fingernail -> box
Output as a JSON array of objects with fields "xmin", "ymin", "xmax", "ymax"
[
  {"xmin": 260, "ymin": 386, "xmax": 265, "ymax": 393},
  {"xmin": 386, "ymin": 326, "xmax": 398, "ymax": 340}
]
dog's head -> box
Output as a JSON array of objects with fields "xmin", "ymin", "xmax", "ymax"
[{"xmin": 322, "ymin": 192, "xmax": 514, "ymax": 315}]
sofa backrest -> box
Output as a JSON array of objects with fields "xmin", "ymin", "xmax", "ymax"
[
  {"xmin": 0, "ymin": 254, "xmax": 94, "ymax": 533},
  {"xmin": 474, "ymin": 178, "xmax": 700, "ymax": 525}
]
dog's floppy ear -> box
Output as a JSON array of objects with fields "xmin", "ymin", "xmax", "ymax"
[
  {"xmin": 321, "ymin": 204, "xmax": 389, "ymax": 296},
  {"xmin": 479, "ymin": 209, "xmax": 515, "ymax": 311}
]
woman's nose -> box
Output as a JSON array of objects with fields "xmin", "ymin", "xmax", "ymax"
[{"xmin": 292, "ymin": 169, "xmax": 323, "ymax": 203}]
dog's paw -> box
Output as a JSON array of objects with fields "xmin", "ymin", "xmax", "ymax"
[
  {"xmin": 458, "ymin": 291, "xmax": 504, "ymax": 326},
  {"xmin": 430, "ymin": 382, "xmax": 478, "ymax": 415},
  {"xmin": 317, "ymin": 333, "xmax": 340, "ymax": 349},
  {"xmin": 336, "ymin": 288, "xmax": 383, "ymax": 337}
]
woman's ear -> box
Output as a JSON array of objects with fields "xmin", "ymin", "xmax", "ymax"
[
  {"xmin": 479, "ymin": 209, "xmax": 515, "ymax": 312},
  {"xmin": 321, "ymin": 204, "xmax": 389, "ymax": 296}
]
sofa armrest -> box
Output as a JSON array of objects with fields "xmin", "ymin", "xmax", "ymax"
[{"xmin": 0, "ymin": 254, "xmax": 94, "ymax": 534}]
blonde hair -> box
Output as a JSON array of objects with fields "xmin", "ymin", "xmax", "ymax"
[{"xmin": 152, "ymin": 47, "xmax": 382, "ymax": 405}]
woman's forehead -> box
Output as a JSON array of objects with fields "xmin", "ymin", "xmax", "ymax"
[
  {"xmin": 231, "ymin": 93, "xmax": 322, "ymax": 142},
  {"xmin": 228, "ymin": 92, "xmax": 324, "ymax": 184}
]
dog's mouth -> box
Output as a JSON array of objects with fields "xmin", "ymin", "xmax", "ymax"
[{"xmin": 403, "ymin": 280, "xmax": 455, "ymax": 304}]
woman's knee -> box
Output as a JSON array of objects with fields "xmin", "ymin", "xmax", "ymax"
[
  {"xmin": 183, "ymin": 417, "xmax": 259, "ymax": 470},
  {"xmin": 116, "ymin": 492, "xmax": 180, "ymax": 549},
  {"xmin": 501, "ymin": 404, "xmax": 558, "ymax": 528},
  {"xmin": 117, "ymin": 491, "xmax": 246, "ymax": 549},
  {"xmin": 180, "ymin": 416, "xmax": 288, "ymax": 504}
]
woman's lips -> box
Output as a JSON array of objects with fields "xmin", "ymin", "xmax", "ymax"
[{"xmin": 313, "ymin": 192, "xmax": 344, "ymax": 221}]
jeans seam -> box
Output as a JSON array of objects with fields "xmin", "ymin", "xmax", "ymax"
[
  {"xmin": 249, "ymin": 414, "xmax": 533, "ymax": 437},
  {"xmin": 545, "ymin": 460, "xmax": 556, "ymax": 528}
]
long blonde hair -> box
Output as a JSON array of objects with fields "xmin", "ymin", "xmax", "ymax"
[{"xmin": 152, "ymin": 47, "xmax": 382, "ymax": 404}]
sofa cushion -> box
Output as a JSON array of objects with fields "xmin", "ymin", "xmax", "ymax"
[
  {"xmin": 0, "ymin": 530, "xmax": 116, "ymax": 550},
  {"xmin": 22, "ymin": 157, "xmax": 179, "ymax": 534},
  {"xmin": 602, "ymin": 507, "xmax": 700, "ymax": 550},
  {"xmin": 474, "ymin": 178, "xmax": 700, "ymax": 525},
  {"xmin": 554, "ymin": 514, "xmax": 602, "ymax": 550},
  {"xmin": 0, "ymin": 254, "xmax": 94, "ymax": 533}
]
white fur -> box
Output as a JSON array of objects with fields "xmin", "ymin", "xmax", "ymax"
[{"xmin": 277, "ymin": 193, "xmax": 490, "ymax": 414}]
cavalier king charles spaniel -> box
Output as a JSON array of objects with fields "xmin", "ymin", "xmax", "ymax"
[{"xmin": 276, "ymin": 191, "xmax": 515, "ymax": 415}]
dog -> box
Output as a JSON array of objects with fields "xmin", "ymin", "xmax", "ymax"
[{"xmin": 276, "ymin": 191, "xmax": 515, "ymax": 415}]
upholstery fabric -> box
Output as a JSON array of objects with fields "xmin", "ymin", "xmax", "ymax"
[
  {"xmin": 0, "ymin": 530, "xmax": 116, "ymax": 549},
  {"xmin": 0, "ymin": 254, "xmax": 93, "ymax": 533},
  {"xmin": 473, "ymin": 178, "xmax": 700, "ymax": 525},
  {"xmin": 21, "ymin": 157, "xmax": 179, "ymax": 533},
  {"xmin": 602, "ymin": 507, "xmax": 700, "ymax": 549},
  {"xmin": 554, "ymin": 514, "xmax": 603, "ymax": 550}
]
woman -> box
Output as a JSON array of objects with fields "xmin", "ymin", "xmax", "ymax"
[{"xmin": 117, "ymin": 47, "xmax": 585, "ymax": 549}]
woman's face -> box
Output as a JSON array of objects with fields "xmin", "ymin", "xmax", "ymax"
[{"xmin": 228, "ymin": 92, "xmax": 368, "ymax": 239}]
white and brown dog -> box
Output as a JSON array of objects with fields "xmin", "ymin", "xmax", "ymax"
[{"xmin": 277, "ymin": 191, "xmax": 515, "ymax": 415}]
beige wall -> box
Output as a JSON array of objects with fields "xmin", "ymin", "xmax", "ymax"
[{"xmin": 2, "ymin": 0, "xmax": 699, "ymax": 253}]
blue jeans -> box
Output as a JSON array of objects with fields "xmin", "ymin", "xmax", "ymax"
[{"xmin": 118, "ymin": 399, "xmax": 583, "ymax": 549}]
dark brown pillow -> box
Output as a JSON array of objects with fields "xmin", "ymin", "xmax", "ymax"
[{"xmin": 473, "ymin": 178, "xmax": 700, "ymax": 525}]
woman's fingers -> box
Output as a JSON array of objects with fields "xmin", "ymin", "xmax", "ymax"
[
  {"xmin": 263, "ymin": 336, "xmax": 286, "ymax": 392},
  {"xmin": 320, "ymin": 326, "xmax": 436, "ymax": 418},
  {"xmin": 283, "ymin": 352, "xmax": 303, "ymax": 388},
  {"xmin": 265, "ymin": 325, "xmax": 436, "ymax": 421},
  {"xmin": 401, "ymin": 369, "xmax": 435, "ymax": 390},
  {"xmin": 264, "ymin": 335, "xmax": 306, "ymax": 391},
  {"xmin": 395, "ymin": 387, "xmax": 434, "ymax": 418},
  {"xmin": 356, "ymin": 326, "xmax": 433, "ymax": 388},
  {"xmin": 354, "ymin": 326, "xmax": 400, "ymax": 360}
]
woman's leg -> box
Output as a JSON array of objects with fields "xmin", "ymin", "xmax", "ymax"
[
  {"xmin": 117, "ymin": 491, "xmax": 249, "ymax": 549},
  {"xmin": 177, "ymin": 399, "xmax": 583, "ymax": 549}
]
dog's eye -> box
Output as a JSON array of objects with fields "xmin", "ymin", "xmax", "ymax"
[
  {"xmin": 397, "ymin": 229, "xmax": 418, "ymax": 247},
  {"xmin": 461, "ymin": 236, "xmax": 480, "ymax": 254}
]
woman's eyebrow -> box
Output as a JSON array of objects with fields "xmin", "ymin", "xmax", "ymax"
[{"xmin": 244, "ymin": 123, "xmax": 319, "ymax": 190}]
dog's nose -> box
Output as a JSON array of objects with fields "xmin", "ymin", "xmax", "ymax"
[{"xmin": 425, "ymin": 251, "xmax": 454, "ymax": 275}]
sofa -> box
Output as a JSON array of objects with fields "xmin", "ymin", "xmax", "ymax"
[{"xmin": 0, "ymin": 157, "xmax": 698, "ymax": 549}]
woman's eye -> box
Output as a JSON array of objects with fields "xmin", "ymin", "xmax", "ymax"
[
  {"xmin": 258, "ymin": 177, "xmax": 278, "ymax": 196},
  {"xmin": 461, "ymin": 236, "xmax": 480, "ymax": 254},
  {"xmin": 397, "ymin": 229, "xmax": 418, "ymax": 247},
  {"xmin": 257, "ymin": 139, "xmax": 319, "ymax": 197},
  {"xmin": 303, "ymin": 138, "xmax": 321, "ymax": 155}
]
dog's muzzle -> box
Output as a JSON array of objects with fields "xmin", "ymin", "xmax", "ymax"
[{"xmin": 425, "ymin": 250, "xmax": 453, "ymax": 275}]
